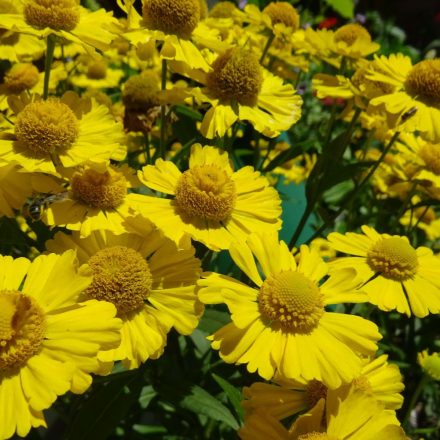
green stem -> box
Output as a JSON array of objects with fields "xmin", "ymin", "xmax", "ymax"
[
  {"xmin": 304, "ymin": 131, "xmax": 401, "ymax": 245},
  {"xmin": 260, "ymin": 32, "xmax": 275, "ymax": 65},
  {"xmin": 160, "ymin": 58, "xmax": 167, "ymax": 159},
  {"xmin": 43, "ymin": 34, "xmax": 56, "ymax": 100},
  {"xmin": 402, "ymin": 374, "xmax": 429, "ymax": 427}
]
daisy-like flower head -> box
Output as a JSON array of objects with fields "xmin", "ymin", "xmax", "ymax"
[
  {"xmin": 121, "ymin": 0, "xmax": 222, "ymax": 72},
  {"xmin": 42, "ymin": 162, "xmax": 141, "ymax": 237},
  {"xmin": 367, "ymin": 55, "xmax": 440, "ymax": 143},
  {"xmin": 0, "ymin": 0, "xmax": 119, "ymax": 55},
  {"xmin": 0, "ymin": 251, "xmax": 122, "ymax": 439},
  {"xmin": 242, "ymin": 353, "xmax": 404, "ymax": 424},
  {"xmin": 239, "ymin": 388, "xmax": 407, "ymax": 440},
  {"xmin": 0, "ymin": 92, "xmax": 126, "ymax": 175},
  {"xmin": 262, "ymin": 2, "xmax": 300, "ymax": 31},
  {"xmin": 198, "ymin": 232, "xmax": 381, "ymax": 388},
  {"xmin": 327, "ymin": 225, "xmax": 440, "ymax": 317},
  {"xmin": 169, "ymin": 48, "xmax": 302, "ymax": 138},
  {"xmin": 132, "ymin": 144, "xmax": 282, "ymax": 250},
  {"xmin": 46, "ymin": 224, "xmax": 202, "ymax": 369},
  {"xmin": 418, "ymin": 350, "xmax": 440, "ymax": 381}
]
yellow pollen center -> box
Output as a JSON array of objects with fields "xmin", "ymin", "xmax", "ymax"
[
  {"xmin": 4, "ymin": 63, "xmax": 40, "ymax": 94},
  {"xmin": 206, "ymin": 48, "xmax": 263, "ymax": 106},
  {"xmin": 259, "ymin": 271, "xmax": 324, "ymax": 333},
  {"xmin": 405, "ymin": 59, "xmax": 440, "ymax": 107},
  {"xmin": 71, "ymin": 167, "xmax": 127, "ymax": 210},
  {"xmin": 87, "ymin": 60, "xmax": 107, "ymax": 80},
  {"xmin": 305, "ymin": 380, "xmax": 328, "ymax": 408},
  {"xmin": 419, "ymin": 143, "xmax": 440, "ymax": 175},
  {"xmin": 263, "ymin": 2, "xmax": 300, "ymax": 30},
  {"xmin": 175, "ymin": 164, "xmax": 236, "ymax": 222},
  {"xmin": 334, "ymin": 23, "xmax": 372, "ymax": 46},
  {"xmin": 367, "ymin": 237, "xmax": 418, "ymax": 281},
  {"xmin": 24, "ymin": 0, "xmax": 81, "ymax": 31},
  {"xmin": 142, "ymin": 0, "xmax": 200, "ymax": 39},
  {"xmin": 15, "ymin": 99, "xmax": 79, "ymax": 157},
  {"xmin": 0, "ymin": 290, "xmax": 46, "ymax": 371},
  {"xmin": 122, "ymin": 72, "xmax": 160, "ymax": 110},
  {"xmin": 208, "ymin": 1, "xmax": 237, "ymax": 18},
  {"xmin": 86, "ymin": 246, "xmax": 153, "ymax": 315}
]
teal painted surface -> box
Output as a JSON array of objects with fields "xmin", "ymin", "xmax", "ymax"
[{"xmin": 277, "ymin": 178, "xmax": 316, "ymax": 247}]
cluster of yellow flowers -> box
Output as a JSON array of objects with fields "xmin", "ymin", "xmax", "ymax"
[{"xmin": 0, "ymin": 0, "xmax": 439, "ymax": 438}]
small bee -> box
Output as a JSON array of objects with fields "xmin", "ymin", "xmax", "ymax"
[
  {"xmin": 24, "ymin": 191, "xmax": 69, "ymax": 222},
  {"xmin": 400, "ymin": 106, "xmax": 418, "ymax": 123}
]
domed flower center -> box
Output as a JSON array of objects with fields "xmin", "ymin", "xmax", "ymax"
[
  {"xmin": 263, "ymin": 2, "xmax": 300, "ymax": 30},
  {"xmin": 71, "ymin": 167, "xmax": 127, "ymax": 210},
  {"xmin": 208, "ymin": 1, "xmax": 237, "ymax": 18},
  {"xmin": 175, "ymin": 164, "xmax": 236, "ymax": 222},
  {"xmin": 15, "ymin": 99, "xmax": 79, "ymax": 156},
  {"xmin": 86, "ymin": 246, "xmax": 153, "ymax": 315},
  {"xmin": 298, "ymin": 434, "xmax": 336, "ymax": 440},
  {"xmin": 366, "ymin": 237, "xmax": 418, "ymax": 281},
  {"xmin": 419, "ymin": 143, "xmax": 440, "ymax": 175},
  {"xmin": 405, "ymin": 59, "xmax": 440, "ymax": 107},
  {"xmin": 206, "ymin": 48, "xmax": 263, "ymax": 106},
  {"xmin": 122, "ymin": 72, "xmax": 160, "ymax": 110},
  {"xmin": 259, "ymin": 271, "xmax": 324, "ymax": 333},
  {"xmin": 305, "ymin": 380, "xmax": 328, "ymax": 408},
  {"xmin": 334, "ymin": 23, "xmax": 372, "ymax": 46},
  {"xmin": 24, "ymin": 0, "xmax": 81, "ymax": 31},
  {"xmin": 87, "ymin": 60, "xmax": 107, "ymax": 80},
  {"xmin": 352, "ymin": 375, "xmax": 373, "ymax": 394},
  {"xmin": 0, "ymin": 290, "xmax": 46, "ymax": 371},
  {"xmin": 142, "ymin": 0, "xmax": 200, "ymax": 39},
  {"xmin": 4, "ymin": 63, "xmax": 40, "ymax": 94}
]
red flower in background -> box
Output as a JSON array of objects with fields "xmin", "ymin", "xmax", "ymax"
[{"xmin": 318, "ymin": 16, "xmax": 338, "ymax": 29}]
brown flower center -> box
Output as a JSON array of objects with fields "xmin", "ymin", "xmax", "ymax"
[
  {"xmin": 405, "ymin": 59, "xmax": 440, "ymax": 107},
  {"xmin": 263, "ymin": 2, "xmax": 300, "ymax": 30},
  {"xmin": 334, "ymin": 23, "xmax": 372, "ymax": 46},
  {"xmin": 4, "ymin": 63, "xmax": 40, "ymax": 94}
]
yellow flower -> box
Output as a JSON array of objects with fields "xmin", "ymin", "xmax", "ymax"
[
  {"xmin": 169, "ymin": 48, "xmax": 302, "ymax": 138},
  {"xmin": 0, "ymin": 163, "xmax": 32, "ymax": 217},
  {"xmin": 367, "ymin": 55, "xmax": 440, "ymax": 143},
  {"xmin": 41, "ymin": 163, "xmax": 141, "ymax": 237},
  {"xmin": 418, "ymin": 350, "xmax": 440, "ymax": 381},
  {"xmin": 198, "ymin": 232, "xmax": 381, "ymax": 388},
  {"xmin": 132, "ymin": 144, "xmax": 282, "ymax": 250},
  {"xmin": 69, "ymin": 57, "xmax": 124, "ymax": 90},
  {"xmin": 0, "ymin": 250, "xmax": 122, "ymax": 439},
  {"xmin": 0, "ymin": 0, "xmax": 119, "ymax": 55},
  {"xmin": 239, "ymin": 389, "xmax": 406, "ymax": 440},
  {"xmin": 121, "ymin": 0, "xmax": 223, "ymax": 72},
  {"xmin": 327, "ymin": 225, "xmax": 440, "ymax": 317},
  {"xmin": 0, "ymin": 62, "xmax": 67, "ymax": 111},
  {"xmin": 0, "ymin": 92, "xmax": 126, "ymax": 175},
  {"xmin": 243, "ymin": 353, "xmax": 404, "ymax": 425},
  {"xmin": 46, "ymin": 223, "xmax": 202, "ymax": 369}
]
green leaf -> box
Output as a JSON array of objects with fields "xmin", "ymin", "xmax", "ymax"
[
  {"xmin": 139, "ymin": 385, "xmax": 157, "ymax": 409},
  {"xmin": 197, "ymin": 308, "xmax": 231, "ymax": 334},
  {"xmin": 324, "ymin": 0, "xmax": 354, "ymax": 18},
  {"xmin": 179, "ymin": 385, "xmax": 239, "ymax": 429},
  {"xmin": 66, "ymin": 371, "xmax": 144, "ymax": 440},
  {"xmin": 212, "ymin": 374, "xmax": 244, "ymax": 422},
  {"xmin": 173, "ymin": 104, "xmax": 203, "ymax": 121}
]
